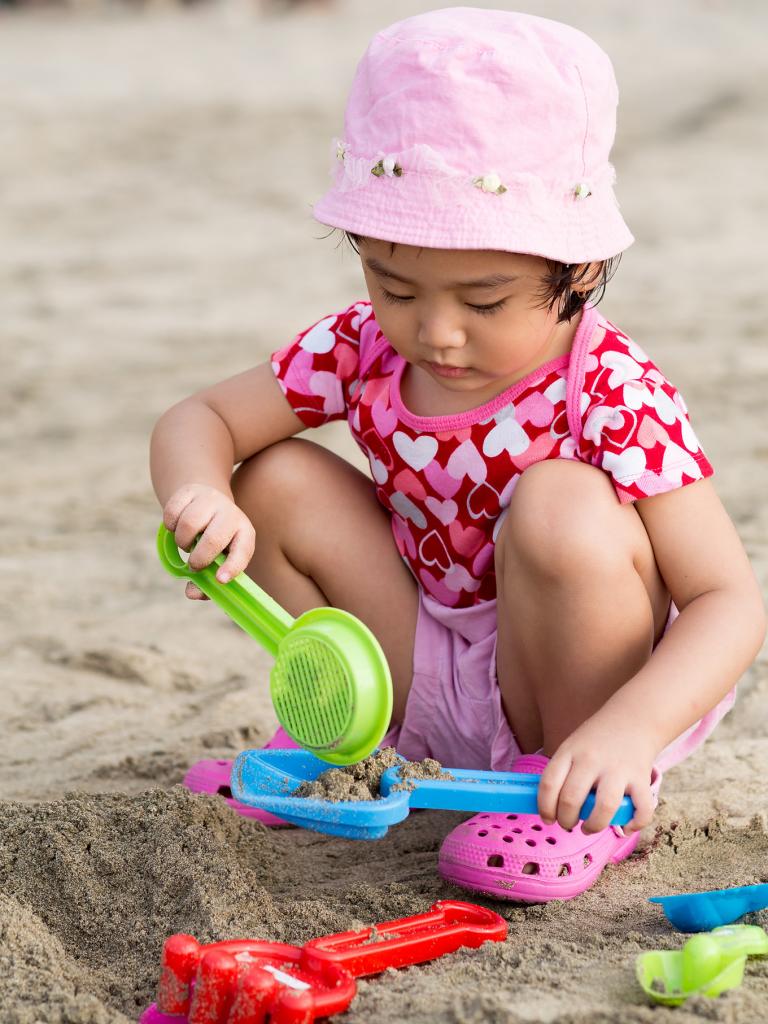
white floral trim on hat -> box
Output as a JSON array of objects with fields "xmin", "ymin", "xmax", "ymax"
[
  {"xmin": 371, "ymin": 155, "xmax": 403, "ymax": 177},
  {"xmin": 327, "ymin": 138, "xmax": 617, "ymax": 207},
  {"xmin": 472, "ymin": 171, "xmax": 507, "ymax": 195}
]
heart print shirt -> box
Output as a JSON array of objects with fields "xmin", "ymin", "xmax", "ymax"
[{"xmin": 271, "ymin": 301, "xmax": 713, "ymax": 608}]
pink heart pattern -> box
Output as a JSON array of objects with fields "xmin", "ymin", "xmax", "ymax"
[
  {"xmin": 448, "ymin": 520, "xmax": 485, "ymax": 557},
  {"xmin": 637, "ymin": 415, "xmax": 670, "ymax": 449},
  {"xmin": 272, "ymin": 301, "xmax": 714, "ymax": 607},
  {"xmin": 424, "ymin": 459, "xmax": 462, "ymax": 499},
  {"xmin": 472, "ymin": 543, "xmax": 495, "ymax": 578},
  {"xmin": 391, "ymin": 514, "xmax": 417, "ymax": 559},
  {"xmin": 512, "ymin": 432, "xmax": 557, "ymax": 472},
  {"xmin": 419, "ymin": 530, "xmax": 453, "ymax": 573},
  {"xmin": 394, "ymin": 468, "xmax": 427, "ymax": 501},
  {"xmin": 425, "ymin": 496, "xmax": 458, "ymax": 526},
  {"xmin": 446, "ymin": 439, "xmax": 487, "ymax": 482},
  {"xmin": 419, "ymin": 568, "xmax": 461, "ymax": 607},
  {"xmin": 372, "ymin": 398, "xmax": 398, "ymax": 437},
  {"xmin": 515, "ymin": 392, "xmax": 555, "ymax": 428},
  {"xmin": 309, "ymin": 371, "xmax": 343, "ymax": 415}
]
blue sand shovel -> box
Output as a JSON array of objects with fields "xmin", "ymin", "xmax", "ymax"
[
  {"xmin": 230, "ymin": 748, "xmax": 635, "ymax": 840},
  {"xmin": 650, "ymin": 883, "xmax": 768, "ymax": 932}
]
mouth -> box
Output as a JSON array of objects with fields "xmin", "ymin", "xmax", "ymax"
[{"xmin": 427, "ymin": 361, "xmax": 472, "ymax": 379}]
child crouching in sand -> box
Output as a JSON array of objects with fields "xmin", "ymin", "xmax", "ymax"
[{"xmin": 150, "ymin": 8, "xmax": 765, "ymax": 902}]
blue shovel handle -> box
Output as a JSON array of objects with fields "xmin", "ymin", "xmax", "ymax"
[{"xmin": 380, "ymin": 767, "xmax": 635, "ymax": 825}]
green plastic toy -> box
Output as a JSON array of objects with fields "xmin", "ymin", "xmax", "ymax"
[
  {"xmin": 157, "ymin": 524, "xmax": 393, "ymax": 765},
  {"xmin": 636, "ymin": 924, "xmax": 768, "ymax": 1006}
]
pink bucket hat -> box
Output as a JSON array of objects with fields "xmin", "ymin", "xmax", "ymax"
[{"xmin": 313, "ymin": 7, "xmax": 633, "ymax": 263}]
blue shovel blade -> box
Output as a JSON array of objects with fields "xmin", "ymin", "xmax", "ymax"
[
  {"xmin": 231, "ymin": 748, "xmax": 411, "ymax": 840},
  {"xmin": 231, "ymin": 750, "xmax": 634, "ymax": 840},
  {"xmin": 649, "ymin": 883, "xmax": 768, "ymax": 933}
]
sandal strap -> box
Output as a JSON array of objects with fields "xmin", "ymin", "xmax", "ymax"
[{"xmin": 511, "ymin": 752, "xmax": 549, "ymax": 775}]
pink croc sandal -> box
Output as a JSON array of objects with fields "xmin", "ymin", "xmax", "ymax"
[
  {"xmin": 438, "ymin": 754, "xmax": 640, "ymax": 903},
  {"xmin": 183, "ymin": 727, "xmax": 300, "ymax": 825}
]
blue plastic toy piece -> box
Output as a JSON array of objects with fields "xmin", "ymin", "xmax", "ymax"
[
  {"xmin": 230, "ymin": 749, "xmax": 635, "ymax": 840},
  {"xmin": 650, "ymin": 883, "xmax": 768, "ymax": 932},
  {"xmin": 231, "ymin": 748, "xmax": 409, "ymax": 839}
]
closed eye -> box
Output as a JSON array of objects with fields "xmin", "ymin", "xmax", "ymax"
[{"xmin": 380, "ymin": 288, "xmax": 507, "ymax": 316}]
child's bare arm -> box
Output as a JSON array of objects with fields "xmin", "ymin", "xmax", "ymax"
[
  {"xmin": 538, "ymin": 478, "xmax": 766, "ymax": 833},
  {"xmin": 150, "ymin": 362, "xmax": 304, "ymax": 587},
  {"xmin": 624, "ymin": 478, "xmax": 766, "ymax": 737}
]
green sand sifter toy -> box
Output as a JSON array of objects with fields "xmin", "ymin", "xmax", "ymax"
[
  {"xmin": 157, "ymin": 524, "xmax": 392, "ymax": 765},
  {"xmin": 636, "ymin": 925, "xmax": 768, "ymax": 1006}
]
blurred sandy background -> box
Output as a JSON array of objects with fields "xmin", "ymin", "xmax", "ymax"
[{"xmin": 1, "ymin": 1, "xmax": 767, "ymax": 1021}]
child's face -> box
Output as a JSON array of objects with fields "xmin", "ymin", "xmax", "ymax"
[{"xmin": 359, "ymin": 239, "xmax": 578, "ymax": 400}]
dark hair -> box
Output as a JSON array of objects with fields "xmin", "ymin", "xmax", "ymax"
[{"xmin": 332, "ymin": 230, "xmax": 619, "ymax": 324}]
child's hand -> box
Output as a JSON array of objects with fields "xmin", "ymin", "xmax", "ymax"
[
  {"xmin": 536, "ymin": 714, "xmax": 658, "ymax": 836},
  {"xmin": 163, "ymin": 484, "xmax": 256, "ymax": 601}
]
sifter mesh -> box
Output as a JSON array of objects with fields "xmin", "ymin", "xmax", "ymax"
[{"xmin": 271, "ymin": 634, "xmax": 353, "ymax": 748}]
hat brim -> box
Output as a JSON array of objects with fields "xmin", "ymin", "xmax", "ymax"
[{"xmin": 313, "ymin": 174, "xmax": 633, "ymax": 264}]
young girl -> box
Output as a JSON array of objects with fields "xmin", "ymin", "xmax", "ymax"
[{"xmin": 150, "ymin": 8, "xmax": 765, "ymax": 902}]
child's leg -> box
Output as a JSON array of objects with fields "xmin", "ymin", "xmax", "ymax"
[
  {"xmin": 495, "ymin": 459, "xmax": 671, "ymax": 756},
  {"xmin": 230, "ymin": 438, "xmax": 419, "ymax": 723},
  {"xmin": 440, "ymin": 461, "xmax": 669, "ymax": 902}
]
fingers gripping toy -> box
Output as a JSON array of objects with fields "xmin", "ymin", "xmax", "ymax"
[
  {"xmin": 140, "ymin": 901, "xmax": 507, "ymax": 1024},
  {"xmin": 157, "ymin": 525, "xmax": 392, "ymax": 765}
]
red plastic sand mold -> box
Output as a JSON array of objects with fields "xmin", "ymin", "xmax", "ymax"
[{"xmin": 140, "ymin": 900, "xmax": 507, "ymax": 1024}]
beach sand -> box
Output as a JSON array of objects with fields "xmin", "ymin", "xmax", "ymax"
[{"xmin": 1, "ymin": 1, "xmax": 767, "ymax": 1020}]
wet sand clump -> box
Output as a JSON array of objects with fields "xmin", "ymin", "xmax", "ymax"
[{"xmin": 294, "ymin": 748, "xmax": 453, "ymax": 802}]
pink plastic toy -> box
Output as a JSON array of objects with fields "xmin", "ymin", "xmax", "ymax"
[
  {"xmin": 183, "ymin": 728, "xmax": 300, "ymax": 825},
  {"xmin": 183, "ymin": 760, "xmax": 288, "ymax": 826}
]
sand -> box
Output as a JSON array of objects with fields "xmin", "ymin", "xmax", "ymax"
[
  {"xmin": 294, "ymin": 747, "xmax": 406, "ymax": 801},
  {"xmin": 1, "ymin": 0, "xmax": 767, "ymax": 1021},
  {"xmin": 292, "ymin": 747, "xmax": 455, "ymax": 801}
]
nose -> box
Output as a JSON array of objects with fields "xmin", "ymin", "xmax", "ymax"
[{"xmin": 417, "ymin": 310, "xmax": 466, "ymax": 354}]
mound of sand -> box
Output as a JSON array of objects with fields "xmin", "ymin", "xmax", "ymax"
[{"xmin": 2, "ymin": 789, "xmax": 767, "ymax": 1021}]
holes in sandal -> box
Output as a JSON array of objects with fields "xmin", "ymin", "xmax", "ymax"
[
  {"xmin": 545, "ymin": 837, "xmax": 557, "ymax": 845},
  {"xmin": 477, "ymin": 830, "xmax": 488, "ymax": 837},
  {"xmin": 531, "ymin": 824, "xmax": 543, "ymax": 831},
  {"xmin": 487, "ymin": 855, "xmax": 504, "ymax": 868},
  {"xmin": 558, "ymin": 864, "xmax": 571, "ymax": 877},
  {"xmin": 525, "ymin": 839, "xmax": 537, "ymax": 847},
  {"xmin": 522, "ymin": 862, "xmax": 540, "ymax": 875},
  {"xmin": 506, "ymin": 814, "xmax": 518, "ymax": 820},
  {"xmin": 583, "ymin": 854, "xmax": 593, "ymax": 868},
  {"xmin": 512, "ymin": 827, "xmax": 523, "ymax": 834},
  {"xmin": 502, "ymin": 835, "xmax": 514, "ymax": 843}
]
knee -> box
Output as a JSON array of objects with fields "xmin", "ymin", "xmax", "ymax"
[
  {"xmin": 495, "ymin": 460, "xmax": 631, "ymax": 581},
  {"xmin": 231, "ymin": 437, "xmax": 321, "ymax": 514}
]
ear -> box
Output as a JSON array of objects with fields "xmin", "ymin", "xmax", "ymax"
[{"xmin": 570, "ymin": 262, "xmax": 603, "ymax": 294}]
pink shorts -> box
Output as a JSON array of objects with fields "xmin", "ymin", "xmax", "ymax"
[{"xmin": 382, "ymin": 589, "xmax": 736, "ymax": 776}]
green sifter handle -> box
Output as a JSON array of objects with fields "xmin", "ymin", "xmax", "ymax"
[{"xmin": 156, "ymin": 524, "xmax": 293, "ymax": 659}]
